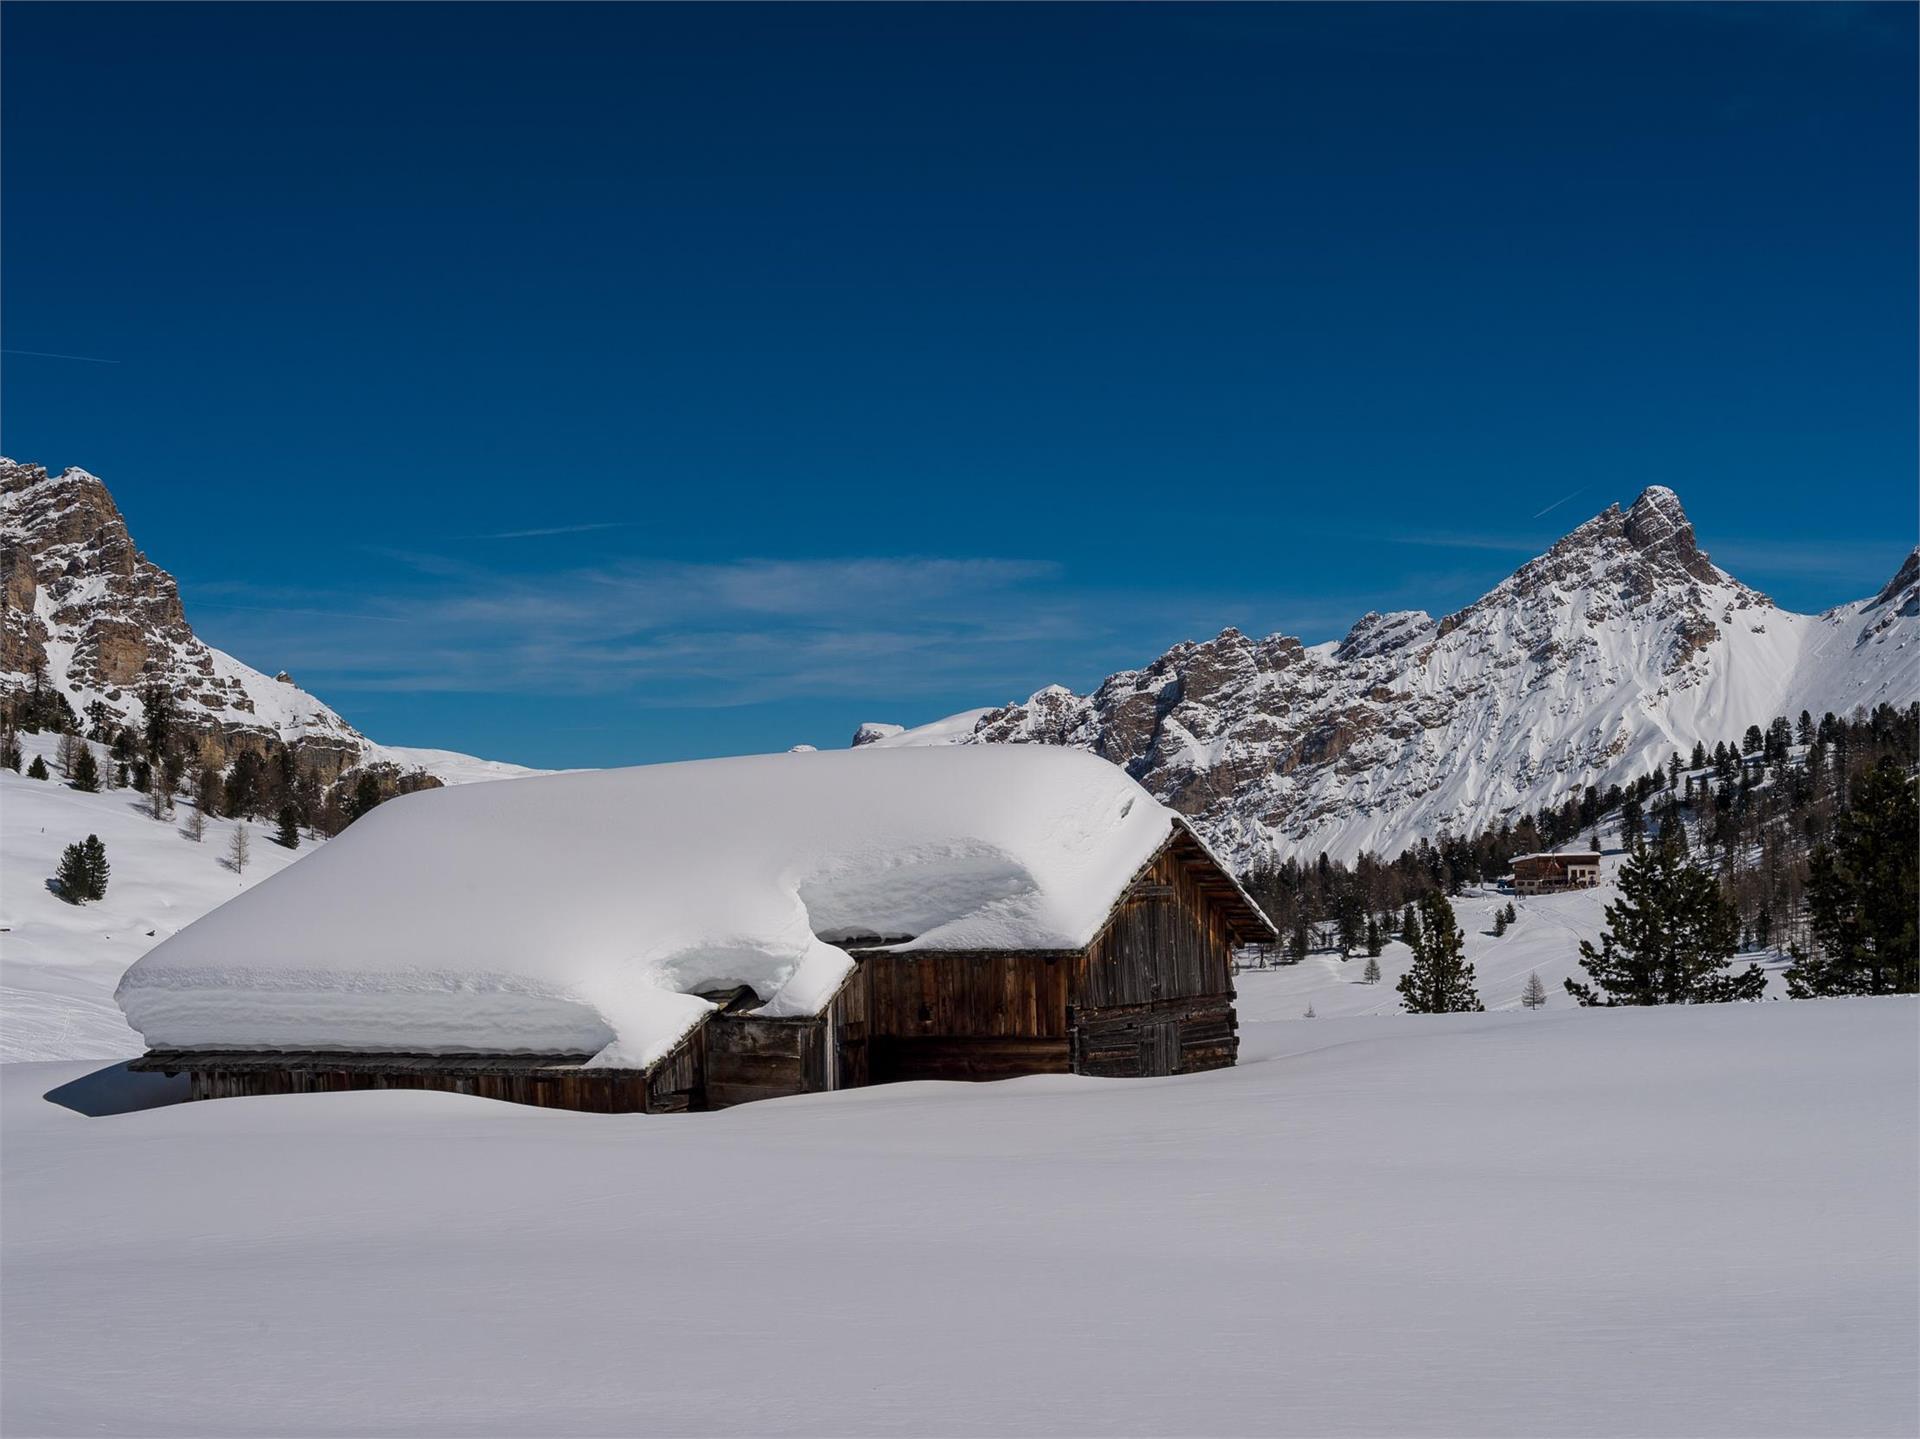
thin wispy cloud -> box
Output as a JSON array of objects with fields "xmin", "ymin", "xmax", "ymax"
[
  {"xmin": 1384, "ymin": 531, "xmax": 1547, "ymax": 554},
  {"xmin": 194, "ymin": 552, "xmax": 1081, "ymax": 705},
  {"xmin": 2, "ymin": 347, "xmax": 121, "ymax": 365},
  {"xmin": 468, "ymin": 521, "xmax": 638, "ymax": 541}
]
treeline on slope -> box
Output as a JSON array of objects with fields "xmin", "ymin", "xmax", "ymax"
[
  {"xmin": 1243, "ymin": 701, "xmax": 1918, "ymax": 998},
  {"xmin": 0, "ymin": 671, "xmax": 437, "ymax": 842}
]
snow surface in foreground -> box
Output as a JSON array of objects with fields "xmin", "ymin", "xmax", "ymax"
[{"xmin": 4, "ymin": 1000, "xmax": 1914, "ymax": 1438}]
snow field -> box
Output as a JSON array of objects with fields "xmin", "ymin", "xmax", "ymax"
[
  {"xmin": 1, "ymin": 732, "xmax": 303, "ymax": 1062},
  {"xmin": 3, "ymin": 998, "xmax": 1914, "ymax": 1437}
]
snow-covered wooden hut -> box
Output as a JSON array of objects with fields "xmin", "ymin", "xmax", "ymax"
[{"xmin": 120, "ymin": 746, "xmax": 1274, "ymax": 1113}]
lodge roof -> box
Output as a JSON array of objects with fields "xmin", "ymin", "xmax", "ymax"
[{"xmin": 117, "ymin": 746, "xmax": 1270, "ymax": 1070}]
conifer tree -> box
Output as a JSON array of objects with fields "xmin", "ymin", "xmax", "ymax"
[
  {"xmin": 55, "ymin": 835, "xmax": 108, "ymax": 901},
  {"xmin": 1521, "ymin": 971, "xmax": 1548, "ymax": 1010},
  {"xmin": 27, "ymin": 754, "xmax": 50, "ymax": 780},
  {"xmin": 276, "ymin": 805, "xmax": 301, "ymax": 850},
  {"xmin": 1287, "ymin": 914, "xmax": 1309, "ymax": 963},
  {"xmin": 184, "ymin": 800, "xmax": 208, "ymax": 843},
  {"xmin": 1400, "ymin": 903, "xmax": 1420, "ymax": 947},
  {"xmin": 1364, "ymin": 916, "xmax": 1383, "ymax": 957},
  {"xmin": 227, "ymin": 825, "xmax": 251, "ymax": 874},
  {"xmin": 70, "ymin": 746, "xmax": 100, "ymax": 793},
  {"xmin": 1396, "ymin": 892, "xmax": 1483, "ymax": 1014},
  {"xmin": 1784, "ymin": 759, "xmax": 1918, "ymax": 997},
  {"xmin": 1492, "ymin": 907, "xmax": 1508, "ymax": 936},
  {"xmin": 140, "ymin": 682, "xmax": 175, "ymax": 765},
  {"xmin": 345, "ymin": 771, "xmax": 384, "ymax": 825},
  {"xmin": 1362, "ymin": 956, "xmax": 1381, "ymax": 985},
  {"xmin": 1503, "ymin": 901, "xmax": 1517, "ymax": 925},
  {"xmin": 1565, "ymin": 833, "xmax": 1761, "ymax": 1006},
  {"xmin": 0, "ymin": 732, "xmax": 20, "ymax": 772},
  {"xmin": 54, "ymin": 841, "xmax": 91, "ymax": 902},
  {"xmin": 82, "ymin": 835, "xmax": 109, "ymax": 899}
]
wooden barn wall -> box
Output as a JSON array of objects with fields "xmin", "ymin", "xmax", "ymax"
[
  {"xmin": 185, "ymin": 1065, "xmax": 660, "ymax": 1114},
  {"xmin": 862, "ymin": 952, "xmax": 1073, "ymax": 1083},
  {"xmin": 705, "ymin": 965, "xmax": 870, "ymax": 1109},
  {"xmin": 1069, "ymin": 846, "xmax": 1240, "ymax": 1079},
  {"xmin": 172, "ymin": 1025, "xmax": 709, "ymax": 1115},
  {"xmin": 865, "ymin": 952, "xmax": 1071, "ymax": 1038},
  {"xmin": 1075, "ymin": 847, "xmax": 1236, "ymax": 1010}
]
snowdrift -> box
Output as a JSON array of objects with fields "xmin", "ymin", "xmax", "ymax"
[{"xmin": 115, "ymin": 746, "xmax": 1177, "ymax": 1067}]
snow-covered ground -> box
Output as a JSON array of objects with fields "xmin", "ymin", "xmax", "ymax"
[
  {"xmin": 1, "ymin": 733, "xmax": 305, "ymax": 1063},
  {"xmin": 4, "ymin": 999, "xmax": 1914, "ymax": 1437}
]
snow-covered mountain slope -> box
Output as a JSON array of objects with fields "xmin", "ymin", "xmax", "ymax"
[
  {"xmin": 1, "ymin": 458, "xmax": 534, "ymax": 786},
  {"xmin": 859, "ymin": 488, "xmax": 1918, "ymax": 866},
  {"xmin": 0, "ymin": 732, "xmax": 307, "ymax": 1062}
]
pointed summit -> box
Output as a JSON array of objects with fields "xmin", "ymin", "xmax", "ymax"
[{"xmin": 1622, "ymin": 485, "xmax": 1717, "ymax": 582}]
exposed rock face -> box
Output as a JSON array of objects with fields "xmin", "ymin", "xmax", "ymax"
[
  {"xmin": 863, "ymin": 488, "xmax": 1919, "ymax": 868},
  {"xmin": 1, "ymin": 459, "xmax": 369, "ymax": 777}
]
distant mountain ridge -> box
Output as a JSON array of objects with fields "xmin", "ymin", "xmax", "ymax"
[
  {"xmin": 858, "ymin": 487, "xmax": 1919, "ymax": 867},
  {"xmin": 0, "ymin": 458, "xmax": 532, "ymax": 786}
]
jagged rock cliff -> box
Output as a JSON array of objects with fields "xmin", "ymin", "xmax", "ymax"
[
  {"xmin": 859, "ymin": 488, "xmax": 1919, "ymax": 867},
  {"xmin": 1, "ymin": 459, "xmax": 529, "ymax": 785}
]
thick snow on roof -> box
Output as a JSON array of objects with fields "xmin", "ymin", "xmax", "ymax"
[{"xmin": 116, "ymin": 746, "xmax": 1177, "ymax": 1068}]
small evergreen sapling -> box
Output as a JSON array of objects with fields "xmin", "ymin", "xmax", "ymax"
[
  {"xmin": 227, "ymin": 825, "xmax": 251, "ymax": 874},
  {"xmin": 27, "ymin": 754, "xmax": 50, "ymax": 780},
  {"xmin": 1362, "ymin": 956, "xmax": 1381, "ymax": 985},
  {"xmin": 1521, "ymin": 971, "xmax": 1548, "ymax": 1010}
]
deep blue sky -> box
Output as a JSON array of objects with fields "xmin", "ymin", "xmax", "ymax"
[{"xmin": 4, "ymin": 3, "xmax": 1914, "ymax": 768}]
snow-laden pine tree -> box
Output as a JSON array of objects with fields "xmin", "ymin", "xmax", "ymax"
[
  {"xmin": 1565, "ymin": 832, "xmax": 1762, "ymax": 1006},
  {"xmin": 1396, "ymin": 891, "xmax": 1483, "ymax": 1014}
]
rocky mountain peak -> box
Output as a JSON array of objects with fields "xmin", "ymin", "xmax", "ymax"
[
  {"xmin": 1871, "ymin": 547, "xmax": 1919, "ymax": 612},
  {"xmin": 1622, "ymin": 484, "xmax": 1719, "ymax": 584},
  {"xmin": 1, "ymin": 457, "xmax": 370, "ymax": 775},
  {"xmin": 858, "ymin": 487, "xmax": 1917, "ymax": 867}
]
